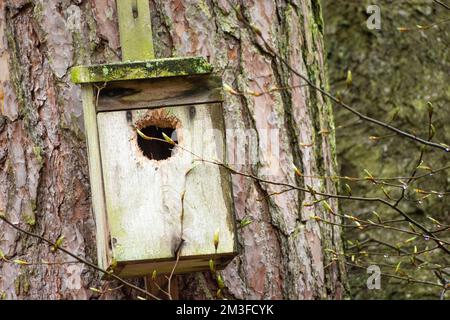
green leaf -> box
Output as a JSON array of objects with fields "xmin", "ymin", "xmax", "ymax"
[
  {"xmin": 213, "ymin": 228, "xmax": 220, "ymax": 250},
  {"xmin": 51, "ymin": 235, "xmax": 65, "ymax": 252},
  {"xmin": 372, "ymin": 211, "xmax": 382, "ymax": 223},
  {"xmin": 389, "ymin": 107, "xmax": 400, "ymax": 122},
  {"xmin": 162, "ymin": 132, "xmax": 175, "ymax": 145},
  {"xmin": 408, "ymin": 223, "xmax": 417, "ymax": 233},
  {"xmin": 217, "ymin": 274, "xmax": 225, "ymax": 289},
  {"xmin": 429, "ymin": 124, "xmax": 436, "ymax": 139},
  {"xmin": 363, "ymin": 169, "xmax": 375, "ymax": 181},
  {"xmin": 238, "ymin": 218, "xmax": 252, "ymax": 229},
  {"xmin": 343, "ymin": 183, "xmax": 352, "ymax": 196},
  {"xmin": 381, "ymin": 186, "xmax": 392, "ymax": 200},
  {"xmin": 209, "ymin": 259, "xmax": 215, "ymax": 273},
  {"xmin": 417, "ymin": 165, "xmax": 432, "ymax": 171},
  {"xmin": 395, "ymin": 261, "xmax": 402, "ymax": 273},
  {"xmin": 404, "ymin": 236, "xmax": 417, "ymax": 243},
  {"xmin": 293, "ymin": 164, "xmax": 302, "ymax": 177},
  {"xmin": 426, "ymin": 216, "xmax": 441, "ymax": 225},
  {"xmin": 136, "ymin": 128, "xmax": 152, "ymax": 140},
  {"xmin": 89, "ymin": 287, "xmax": 102, "ymax": 293},
  {"xmin": 306, "ymin": 185, "xmax": 316, "ymax": 195},
  {"xmin": 354, "ymin": 221, "xmax": 363, "ymax": 229},
  {"xmin": 223, "ymin": 83, "xmax": 238, "ymax": 95},
  {"xmin": 322, "ymin": 201, "xmax": 334, "ymax": 214},
  {"xmin": 427, "ymin": 101, "xmax": 433, "ymax": 118},
  {"xmin": 346, "ymin": 70, "xmax": 353, "ymax": 88}
]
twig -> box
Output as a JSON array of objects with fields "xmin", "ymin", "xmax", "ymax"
[
  {"xmin": 345, "ymin": 261, "xmax": 444, "ymax": 288},
  {"xmin": 434, "ymin": 0, "xmax": 450, "ymax": 11},
  {"xmin": 133, "ymin": 132, "xmax": 450, "ymax": 254},
  {"xmin": 0, "ymin": 215, "xmax": 160, "ymax": 300},
  {"xmin": 167, "ymin": 246, "xmax": 182, "ymax": 300},
  {"xmin": 227, "ymin": 0, "xmax": 450, "ymax": 153},
  {"xmin": 94, "ymin": 82, "xmax": 107, "ymax": 107},
  {"xmin": 202, "ymin": 159, "xmax": 450, "ymax": 253},
  {"xmin": 364, "ymin": 238, "xmax": 450, "ymax": 278}
]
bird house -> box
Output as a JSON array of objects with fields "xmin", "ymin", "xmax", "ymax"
[{"xmin": 70, "ymin": 0, "xmax": 237, "ymax": 278}]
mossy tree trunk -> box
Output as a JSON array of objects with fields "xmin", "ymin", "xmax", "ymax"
[
  {"xmin": 323, "ymin": 1, "xmax": 449, "ymax": 299},
  {"xmin": 0, "ymin": 0, "xmax": 344, "ymax": 299}
]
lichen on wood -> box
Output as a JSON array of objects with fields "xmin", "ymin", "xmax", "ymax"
[{"xmin": 70, "ymin": 56, "xmax": 214, "ymax": 83}]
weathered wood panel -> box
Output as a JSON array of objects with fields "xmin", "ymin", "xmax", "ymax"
[
  {"xmin": 96, "ymin": 103, "xmax": 236, "ymax": 276},
  {"xmin": 96, "ymin": 75, "xmax": 223, "ymax": 112},
  {"xmin": 118, "ymin": 254, "xmax": 236, "ymax": 278},
  {"xmin": 80, "ymin": 86, "xmax": 111, "ymax": 271},
  {"xmin": 116, "ymin": 0, "xmax": 154, "ymax": 61},
  {"xmin": 70, "ymin": 57, "xmax": 213, "ymax": 83}
]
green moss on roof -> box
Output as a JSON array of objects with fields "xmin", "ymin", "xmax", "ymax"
[{"xmin": 70, "ymin": 56, "xmax": 214, "ymax": 84}]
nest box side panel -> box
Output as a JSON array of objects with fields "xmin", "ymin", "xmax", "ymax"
[
  {"xmin": 80, "ymin": 86, "xmax": 111, "ymax": 271},
  {"xmin": 96, "ymin": 104, "xmax": 236, "ymax": 266}
]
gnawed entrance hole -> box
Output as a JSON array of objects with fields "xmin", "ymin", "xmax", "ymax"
[{"xmin": 135, "ymin": 110, "xmax": 180, "ymax": 161}]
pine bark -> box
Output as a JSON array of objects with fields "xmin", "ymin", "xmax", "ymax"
[{"xmin": 0, "ymin": 0, "xmax": 344, "ymax": 300}]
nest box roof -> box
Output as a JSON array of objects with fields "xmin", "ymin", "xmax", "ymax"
[{"xmin": 70, "ymin": 56, "xmax": 213, "ymax": 84}]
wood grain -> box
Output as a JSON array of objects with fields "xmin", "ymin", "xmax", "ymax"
[
  {"xmin": 96, "ymin": 75, "xmax": 223, "ymax": 112},
  {"xmin": 96, "ymin": 103, "xmax": 237, "ymax": 277},
  {"xmin": 80, "ymin": 85, "xmax": 111, "ymax": 271},
  {"xmin": 116, "ymin": 0, "xmax": 154, "ymax": 61}
]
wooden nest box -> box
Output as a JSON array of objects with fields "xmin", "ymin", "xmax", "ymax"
[{"xmin": 71, "ymin": 0, "xmax": 237, "ymax": 278}]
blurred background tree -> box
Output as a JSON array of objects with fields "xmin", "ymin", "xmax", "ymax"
[{"xmin": 323, "ymin": 0, "xmax": 450, "ymax": 299}]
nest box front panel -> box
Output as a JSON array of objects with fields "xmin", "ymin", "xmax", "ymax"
[{"xmin": 96, "ymin": 104, "xmax": 236, "ymax": 266}]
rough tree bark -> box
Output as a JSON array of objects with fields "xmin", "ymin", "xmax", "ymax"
[{"xmin": 0, "ymin": 0, "xmax": 344, "ymax": 299}]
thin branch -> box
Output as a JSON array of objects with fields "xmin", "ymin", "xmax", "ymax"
[
  {"xmin": 316, "ymin": 216, "xmax": 450, "ymax": 246},
  {"xmin": 434, "ymin": 0, "xmax": 450, "ymax": 11},
  {"xmin": 133, "ymin": 131, "xmax": 450, "ymax": 254},
  {"xmin": 362, "ymin": 238, "xmax": 450, "ymax": 278},
  {"xmin": 200, "ymin": 159, "xmax": 450, "ymax": 253},
  {"xmin": 0, "ymin": 215, "xmax": 160, "ymax": 300},
  {"xmin": 167, "ymin": 248, "xmax": 182, "ymax": 300},
  {"xmin": 345, "ymin": 261, "xmax": 444, "ymax": 288},
  {"xmin": 227, "ymin": 0, "xmax": 450, "ymax": 153}
]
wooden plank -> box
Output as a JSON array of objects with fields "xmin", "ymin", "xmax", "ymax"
[
  {"xmin": 96, "ymin": 75, "xmax": 223, "ymax": 112},
  {"xmin": 118, "ymin": 254, "xmax": 236, "ymax": 278},
  {"xmin": 96, "ymin": 104, "xmax": 237, "ymax": 275},
  {"xmin": 70, "ymin": 57, "xmax": 213, "ymax": 84},
  {"xmin": 80, "ymin": 85, "xmax": 111, "ymax": 271},
  {"xmin": 116, "ymin": 0, "xmax": 154, "ymax": 61}
]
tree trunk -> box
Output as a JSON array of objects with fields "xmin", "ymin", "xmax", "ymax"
[{"xmin": 0, "ymin": 0, "xmax": 344, "ymax": 300}]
